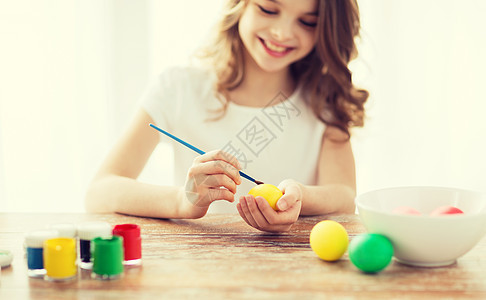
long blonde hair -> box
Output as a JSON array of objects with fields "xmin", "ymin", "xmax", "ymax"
[{"xmin": 200, "ymin": 0, "xmax": 368, "ymax": 139}]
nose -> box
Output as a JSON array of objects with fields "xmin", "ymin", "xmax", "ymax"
[{"xmin": 269, "ymin": 18, "xmax": 293, "ymax": 42}]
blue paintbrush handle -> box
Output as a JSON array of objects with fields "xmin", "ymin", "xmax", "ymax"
[
  {"xmin": 149, "ymin": 123, "xmax": 260, "ymax": 184},
  {"xmin": 150, "ymin": 123, "xmax": 204, "ymax": 155}
]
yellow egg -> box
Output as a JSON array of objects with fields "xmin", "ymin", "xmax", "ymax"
[
  {"xmin": 310, "ymin": 220, "xmax": 349, "ymax": 261},
  {"xmin": 248, "ymin": 184, "xmax": 283, "ymax": 211}
]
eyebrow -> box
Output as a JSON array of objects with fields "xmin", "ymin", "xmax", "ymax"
[{"xmin": 266, "ymin": 0, "xmax": 318, "ymax": 16}]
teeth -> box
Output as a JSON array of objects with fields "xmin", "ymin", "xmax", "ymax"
[{"xmin": 264, "ymin": 40, "xmax": 287, "ymax": 53}]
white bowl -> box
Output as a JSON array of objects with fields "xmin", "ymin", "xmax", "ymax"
[{"xmin": 356, "ymin": 186, "xmax": 486, "ymax": 267}]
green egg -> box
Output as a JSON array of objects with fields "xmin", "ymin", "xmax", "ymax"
[{"xmin": 349, "ymin": 233, "xmax": 394, "ymax": 273}]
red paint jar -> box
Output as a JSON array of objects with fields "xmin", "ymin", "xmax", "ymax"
[{"xmin": 113, "ymin": 224, "xmax": 142, "ymax": 266}]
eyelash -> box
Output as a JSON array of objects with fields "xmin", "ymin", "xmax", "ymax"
[
  {"xmin": 300, "ymin": 20, "xmax": 317, "ymax": 28},
  {"xmin": 258, "ymin": 5, "xmax": 277, "ymax": 15},
  {"xmin": 257, "ymin": 5, "xmax": 317, "ymax": 28}
]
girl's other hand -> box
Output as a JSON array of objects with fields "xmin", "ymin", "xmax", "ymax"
[
  {"xmin": 237, "ymin": 179, "xmax": 303, "ymax": 232},
  {"xmin": 183, "ymin": 150, "xmax": 242, "ymax": 217}
]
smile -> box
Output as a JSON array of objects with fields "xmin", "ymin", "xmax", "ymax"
[{"xmin": 259, "ymin": 38, "xmax": 294, "ymax": 57}]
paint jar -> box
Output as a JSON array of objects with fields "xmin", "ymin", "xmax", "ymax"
[
  {"xmin": 77, "ymin": 221, "xmax": 112, "ymax": 269},
  {"xmin": 24, "ymin": 230, "xmax": 58, "ymax": 278},
  {"xmin": 91, "ymin": 236, "xmax": 124, "ymax": 280},
  {"xmin": 47, "ymin": 223, "xmax": 77, "ymax": 238},
  {"xmin": 0, "ymin": 250, "xmax": 14, "ymax": 268},
  {"xmin": 43, "ymin": 238, "xmax": 77, "ymax": 281},
  {"xmin": 113, "ymin": 224, "xmax": 142, "ymax": 266}
]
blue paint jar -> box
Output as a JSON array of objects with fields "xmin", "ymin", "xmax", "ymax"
[{"xmin": 24, "ymin": 230, "xmax": 58, "ymax": 278}]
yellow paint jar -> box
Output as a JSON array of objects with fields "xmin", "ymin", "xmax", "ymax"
[{"xmin": 43, "ymin": 238, "xmax": 77, "ymax": 281}]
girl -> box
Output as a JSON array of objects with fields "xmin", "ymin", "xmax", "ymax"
[{"xmin": 86, "ymin": 0, "xmax": 368, "ymax": 232}]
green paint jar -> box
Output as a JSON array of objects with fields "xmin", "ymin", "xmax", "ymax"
[{"xmin": 91, "ymin": 236, "xmax": 124, "ymax": 280}]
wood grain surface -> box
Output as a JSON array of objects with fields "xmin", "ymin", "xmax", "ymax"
[{"xmin": 1, "ymin": 213, "xmax": 485, "ymax": 299}]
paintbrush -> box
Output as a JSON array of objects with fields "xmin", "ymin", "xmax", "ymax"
[{"xmin": 149, "ymin": 123, "xmax": 263, "ymax": 185}]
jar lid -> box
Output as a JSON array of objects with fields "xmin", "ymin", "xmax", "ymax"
[
  {"xmin": 47, "ymin": 223, "xmax": 77, "ymax": 238},
  {"xmin": 0, "ymin": 250, "xmax": 13, "ymax": 267},
  {"xmin": 25, "ymin": 230, "xmax": 59, "ymax": 248},
  {"xmin": 113, "ymin": 224, "xmax": 140, "ymax": 240},
  {"xmin": 77, "ymin": 221, "xmax": 112, "ymax": 240}
]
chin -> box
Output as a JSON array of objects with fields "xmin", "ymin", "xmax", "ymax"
[
  {"xmin": 255, "ymin": 60, "xmax": 290, "ymax": 73},
  {"xmin": 260, "ymin": 66, "xmax": 287, "ymax": 73}
]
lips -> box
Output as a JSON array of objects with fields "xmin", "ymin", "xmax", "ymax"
[{"xmin": 258, "ymin": 38, "xmax": 294, "ymax": 57}]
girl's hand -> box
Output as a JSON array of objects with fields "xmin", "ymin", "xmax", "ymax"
[
  {"xmin": 183, "ymin": 150, "xmax": 242, "ymax": 217},
  {"xmin": 237, "ymin": 179, "xmax": 303, "ymax": 232}
]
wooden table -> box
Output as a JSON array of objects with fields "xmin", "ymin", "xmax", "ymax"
[{"xmin": 1, "ymin": 213, "xmax": 486, "ymax": 299}]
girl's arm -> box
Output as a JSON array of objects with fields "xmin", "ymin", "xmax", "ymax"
[
  {"xmin": 299, "ymin": 126, "xmax": 357, "ymax": 215},
  {"xmin": 85, "ymin": 109, "xmax": 205, "ymax": 219}
]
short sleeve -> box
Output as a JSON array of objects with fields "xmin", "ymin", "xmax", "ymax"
[{"xmin": 139, "ymin": 69, "xmax": 180, "ymax": 143}]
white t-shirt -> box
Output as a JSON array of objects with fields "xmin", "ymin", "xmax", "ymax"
[{"xmin": 141, "ymin": 66, "xmax": 326, "ymax": 213}]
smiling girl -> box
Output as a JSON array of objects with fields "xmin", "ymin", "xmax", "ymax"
[{"xmin": 86, "ymin": 0, "xmax": 368, "ymax": 232}]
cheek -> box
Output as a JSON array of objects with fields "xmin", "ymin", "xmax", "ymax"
[
  {"xmin": 239, "ymin": 9, "xmax": 268, "ymax": 38},
  {"xmin": 238, "ymin": 12, "xmax": 256, "ymax": 44},
  {"xmin": 299, "ymin": 30, "xmax": 317, "ymax": 53}
]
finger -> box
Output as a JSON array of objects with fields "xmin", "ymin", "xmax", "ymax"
[
  {"xmin": 207, "ymin": 187, "xmax": 235, "ymax": 203},
  {"xmin": 246, "ymin": 196, "xmax": 270, "ymax": 228},
  {"xmin": 255, "ymin": 196, "xmax": 277, "ymax": 221},
  {"xmin": 277, "ymin": 179, "xmax": 293, "ymax": 191},
  {"xmin": 200, "ymin": 174, "xmax": 238, "ymax": 194},
  {"xmin": 276, "ymin": 192, "xmax": 298, "ymax": 212},
  {"xmin": 207, "ymin": 161, "xmax": 242, "ymax": 185},
  {"xmin": 191, "ymin": 187, "xmax": 234, "ymax": 207},
  {"xmin": 277, "ymin": 183, "xmax": 302, "ymax": 211},
  {"xmin": 238, "ymin": 197, "xmax": 256, "ymax": 227},
  {"xmin": 237, "ymin": 202, "xmax": 251, "ymax": 226},
  {"xmin": 196, "ymin": 150, "xmax": 242, "ymax": 171},
  {"xmin": 254, "ymin": 196, "xmax": 282, "ymax": 226},
  {"xmin": 253, "ymin": 197, "xmax": 295, "ymax": 232},
  {"xmin": 239, "ymin": 196, "xmax": 259, "ymax": 228},
  {"xmin": 193, "ymin": 160, "xmax": 242, "ymax": 185},
  {"xmin": 256, "ymin": 196, "xmax": 298, "ymax": 226}
]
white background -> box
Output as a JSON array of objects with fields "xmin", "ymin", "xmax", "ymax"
[{"xmin": 0, "ymin": 0, "xmax": 485, "ymax": 212}]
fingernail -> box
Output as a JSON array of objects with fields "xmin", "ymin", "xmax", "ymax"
[{"xmin": 277, "ymin": 199, "xmax": 288, "ymax": 211}]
